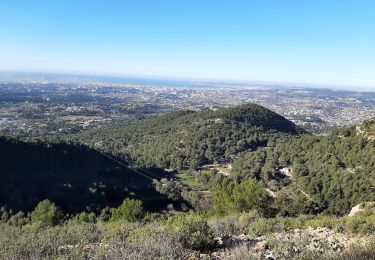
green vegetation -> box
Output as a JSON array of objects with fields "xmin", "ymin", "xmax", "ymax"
[
  {"xmin": 212, "ymin": 178, "xmax": 272, "ymax": 216},
  {"xmin": 74, "ymin": 103, "xmax": 301, "ymax": 169},
  {"xmin": 110, "ymin": 198, "xmax": 143, "ymax": 222},
  {"xmin": 170, "ymin": 214, "xmax": 215, "ymax": 251},
  {"xmin": 175, "ymin": 172, "xmax": 203, "ymax": 189},
  {"xmin": 1, "ymin": 106, "xmax": 374, "ymax": 218},
  {"xmin": 1, "ymin": 104, "xmax": 374, "ymax": 258},
  {"xmin": 30, "ymin": 200, "xmax": 62, "ymax": 227},
  {"xmin": 232, "ymin": 128, "xmax": 375, "ymax": 215},
  {"xmin": 0, "ymin": 209, "xmax": 374, "ymax": 259}
]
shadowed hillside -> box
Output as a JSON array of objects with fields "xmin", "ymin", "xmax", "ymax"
[{"xmin": 0, "ymin": 137, "xmax": 175, "ymax": 213}]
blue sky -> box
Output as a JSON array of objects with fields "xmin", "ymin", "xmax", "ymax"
[{"xmin": 1, "ymin": 0, "xmax": 374, "ymax": 89}]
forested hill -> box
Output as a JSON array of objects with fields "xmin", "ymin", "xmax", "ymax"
[
  {"xmin": 0, "ymin": 137, "xmax": 173, "ymax": 214},
  {"xmin": 0, "ymin": 105, "xmax": 373, "ymax": 217},
  {"xmin": 74, "ymin": 103, "xmax": 302, "ymax": 169},
  {"xmin": 231, "ymin": 119, "xmax": 375, "ymax": 215}
]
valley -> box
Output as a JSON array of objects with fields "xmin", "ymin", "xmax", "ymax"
[{"xmin": 0, "ymin": 102, "xmax": 374, "ymax": 259}]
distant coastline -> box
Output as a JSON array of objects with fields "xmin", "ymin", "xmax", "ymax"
[{"xmin": 1, "ymin": 70, "xmax": 374, "ymax": 92}]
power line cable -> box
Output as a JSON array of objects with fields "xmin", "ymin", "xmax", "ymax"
[
  {"xmin": 99, "ymin": 151, "xmax": 162, "ymax": 180},
  {"xmin": 92, "ymin": 146, "xmax": 157, "ymax": 182},
  {"xmin": 137, "ymin": 168, "xmax": 162, "ymax": 180}
]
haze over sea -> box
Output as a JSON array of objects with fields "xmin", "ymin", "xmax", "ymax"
[{"xmin": 1, "ymin": 71, "xmax": 374, "ymax": 92}]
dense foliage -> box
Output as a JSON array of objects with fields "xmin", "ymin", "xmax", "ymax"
[
  {"xmin": 212, "ymin": 179, "xmax": 273, "ymax": 216},
  {"xmin": 74, "ymin": 104, "xmax": 301, "ymax": 169},
  {"xmin": 232, "ymin": 127, "xmax": 375, "ymax": 215},
  {"xmin": 110, "ymin": 198, "xmax": 143, "ymax": 222},
  {"xmin": 30, "ymin": 199, "xmax": 62, "ymax": 227},
  {"xmin": 1, "ymin": 103, "xmax": 375, "ymax": 258}
]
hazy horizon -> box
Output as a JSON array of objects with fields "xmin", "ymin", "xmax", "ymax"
[
  {"xmin": 1, "ymin": 69, "xmax": 375, "ymax": 92},
  {"xmin": 1, "ymin": 1, "xmax": 375, "ymax": 90}
]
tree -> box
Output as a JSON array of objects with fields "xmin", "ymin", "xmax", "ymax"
[
  {"xmin": 110, "ymin": 198, "xmax": 143, "ymax": 222},
  {"xmin": 212, "ymin": 183, "xmax": 236, "ymax": 216},
  {"xmin": 31, "ymin": 199, "xmax": 62, "ymax": 227},
  {"xmin": 231, "ymin": 179, "xmax": 271, "ymax": 215},
  {"xmin": 212, "ymin": 179, "xmax": 272, "ymax": 216}
]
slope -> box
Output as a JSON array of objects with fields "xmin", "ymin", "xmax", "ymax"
[
  {"xmin": 0, "ymin": 137, "xmax": 174, "ymax": 213},
  {"xmin": 232, "ymin": 120, "xmax": 375, "ymax": 215},
  {"xmin": 74, "ymin": 103, "xmax": 302, "ymax": 169}
]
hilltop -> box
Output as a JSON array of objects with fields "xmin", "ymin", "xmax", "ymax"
[{"xmin": 74, "ymin": 103, "xmax": 302, "ymax": 169}]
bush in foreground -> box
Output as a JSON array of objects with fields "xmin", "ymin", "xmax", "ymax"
[{"xmin": 171, "ymin": 214, "xmax": 215, "ymax": 251}]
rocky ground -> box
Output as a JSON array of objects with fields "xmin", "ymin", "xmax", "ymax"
[
  {"xmin": 194, "ymin": 227, "xmax": 369, "ymax": 259},
  {"xmin": 55, "ymin": 204, "xmax": 375, "ymax": 259},
  {"xmin": 57, "ymin": 227, "xmax": 371, "ymax": 259}
]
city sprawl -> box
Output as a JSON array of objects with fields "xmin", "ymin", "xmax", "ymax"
[{"xmin": 1, "ymin": 78, "xmax": 375, "ymax": 137}]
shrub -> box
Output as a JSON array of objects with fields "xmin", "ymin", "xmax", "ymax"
[
  {"xmin": 7, "ymin": 211, "xmax": 29, "ymax": 226},
  {"xmin": 303, "ymin": 215, "xmax": 338, "ymax": 229},
  {"xmin": 102, "ymin": 224, "xmax": 191, "ymax": 259},
  {"xmin": 0, "ymin": 222, "xmax": 101, "ymax": 259},
  {"xmin": 248, "ymin": 218, "xmax": 283, "ymax": 236},
  {"xmin": 110, "ymin": 198, "xmax": 143, "ymax": 222},
  {"xmin": 30, "ymin": 200, "xmax": 62, "ymax": 227},
  {"xmin": 208, "ymin": 211, "xmax": 260, "ymax": 236},
  {"xmin": 99, "ymin": 206, "xmax": 111, "ymax": 221},
  {"xmin": 142, "ymin": 212, "xmax": 166, "ymax": 223},
  {"xmin": 173, "ymin": 214, "xmax": 215, "ymax": 251},
  {"xmin": 0, "ymin": 206, "xmax": 10, "ymax": 223},
  {"xmin": 209, "ymin": 214, "xmax": 241, "ymax": 236},
  {"xmin": 102, "ymin": 222, "xmax": 137, "ymax": 242},
  {"xmin": 346, "ymin": 218, "xmax": 370, "ymax": 235},
  {"xmin": 334, "ymin": 223, "xmax": 345, "ymax": 233},
  {"xmin": 71, "ymin": 212, "xmax": 96, "ymax": 224}
]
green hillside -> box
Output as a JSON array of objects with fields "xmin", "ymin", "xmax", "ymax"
[
  {"xmin": 232, "ymin": 122, "xmax": 375, "ymax": 215},
  {"xmin": 74, "ymin": 103, "xmax": 302, "ymax": 169},
  {"xmin": 1, "ymin": 105, "xmax": 375, "ymax": 259},
  {"xmin": 1, "ymin": 105, "xmax": 373, "ymax": 217}
]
